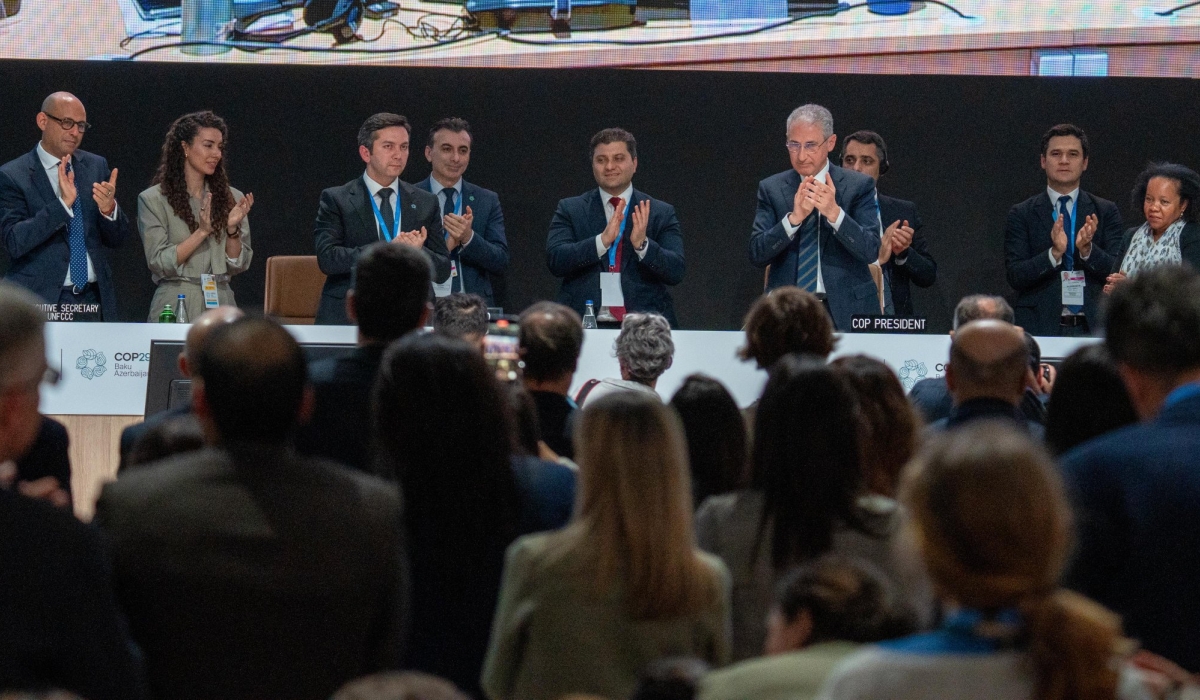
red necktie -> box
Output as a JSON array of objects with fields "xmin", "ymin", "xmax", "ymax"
[{"xmin": 608, "ymin": 196, "xmax": 626, "ymax": 321}]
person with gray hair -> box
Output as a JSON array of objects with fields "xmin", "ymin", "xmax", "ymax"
[
  {"xmin": 952, "ymin": 294, "xmax": 1014, "ymax": 330},
  {"xmin": 575, "ymin": 312, "xmax": 674, "ymax": 406},
  {"xmin": 750, "ymin": 104, "xmax": 883, "ymax": 331}
]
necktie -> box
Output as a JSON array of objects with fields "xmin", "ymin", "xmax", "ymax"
[
  {"xmin": 443, "ymin": 188, "xmax": 457, "ymax": 218},
  {"xmin": 607, "ymin": 196, "xmax": 626, "ymax": 321},
  {"xmin": 377, "ymin": 187, "xmax": 395, "ymax": 241},
  {"xmin": 64, "ymin": 162, "xmax": 88, "ymax": 293},
  {"xmin": 1059, "ymin": 195, "xmax": 1074, "ymax": 272},
  {"xmin": 795, "ymin": 213, "xmax": 819, "ymax": 292},
  {"xmin": 444, "ymin": 189, "xmax": 461, "ymax": 293}
]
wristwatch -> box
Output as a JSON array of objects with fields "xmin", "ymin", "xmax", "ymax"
[{"xmin": 634, "ymin": 239, "xmax": 649, "ymax": 252}]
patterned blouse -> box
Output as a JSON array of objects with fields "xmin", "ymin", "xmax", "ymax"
[{"xmin": 1120, "ymin": 219, "xmax": 1185, "ymax": 276}]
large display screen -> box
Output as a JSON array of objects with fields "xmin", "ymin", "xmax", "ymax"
[{"xmin": 1, "ymin": 1, "xmax": 1198, "ymax": 76}]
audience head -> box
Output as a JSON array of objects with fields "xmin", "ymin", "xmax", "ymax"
[
  {"xmin": 590, "ymin": 127, "xmax": 638, "ymax": 195},
  {"xmin": 740, "ymin": 288, "xmax": 835, "ymax": 369},
  {"xmin": 668, "ymin": 374, "xmax": 747, "ymax": 507},
  {"xmin": 124, "ymin": 414, "xmax": 205, "ymax": 470},
  {"xmin": 36, "ymin": 91, "xmax": 87, "ymax": 159},
  {"xmin": 1045, "ymin": 344, "xmax": 1138, "ymax": 456},
  {"xmin": 358, "ymin": 112, "xmax": 411, "ymax": 183},
  {"xmin": 841, "ymin": 130, "xmax": 889, "ymax": 179},
  {"xmin": 424, "ymin": 117, "xmax": 471, "ymax": 187},
  {"xmin": 518, "ymin": 302, "xmax": 583, "ymax": 391},
  {"xmin": 785, "ymin": 104, "xmax": 836, "ymax": 177},
  {"xmin": 0, "ymin": 284, "xmax": 49, "ymax": 463},
  {"xmin": 349, "ymin": 242, "xmax": 432, "ymax": 343},
  {"xmin": 766, "ymin": 554, "xmax": 910, "ymax": 655},
  {"xmin": 752, "ymin": 354, "xmax": 864, "ymax": 569},
  {"xmin": 1040, "ymin": 123, "xmax": 1089, "ymax": 191},
  {"xmin": 1132, "ymin": 162, "xmax": 1200, "ymax": 234},
  {"xmin": 152, "ymin": 111, "xmax": 235, "ymax": 236},
  {"xmin": 830, "ymin": 355, "xmax": 921, "ymax": 497},
  {"xmin": 193, "ymin": 317, "xmax": 309, "ymax": 446},
  {"xmin": 332, "ymin": 671, "xmax": 471, "ymax": 700},
  {"xmin": 952, "ymin": 294, "xmax": 1014, "ymax": 333},
  {"xmin": 180, "ymin": 305, "xmax": 244, "ymax": 377},
  {"xmin": 433, "ymin": 293, "xmax": 489, "ymax": 346},
  {"xmin": 504, "ymin": 383, "xmax": 543, "ymax": 456},
  {"xmin": 615, "ymin": 313, "xmax": 674, "ymax": 387},
  {"xmin": 628, "ymin": 658, "xmax": 709, "ymax": 700},
  {"xmin": 946, "ymin": 320, "xmax": 1028, "ymax": 406},
  {"xmin": 1104, "ymin": 264, "xmax": 1200, "ymax": 418},
  {"xmin": 902, "ymin": 423, "xmax": 1128, "ymax": 700}
]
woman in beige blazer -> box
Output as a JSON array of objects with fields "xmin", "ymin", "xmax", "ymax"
[{"xmin": 138, "ymin": 110, "xmax": 252, "ymax": 322}]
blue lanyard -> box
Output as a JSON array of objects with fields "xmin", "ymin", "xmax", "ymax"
[
  {"xmin": 368, "ymin": 190, "xmax": 398, "ymax": 242},
  {"xmin": 1164, "ymin": 382, "xmax": 1200, "ymax": 410},
  {"xmin": 608, "ymin": 202, "xmax": 629, "ymax": 269},
  {"xmin": 1050, "ymin": 194, "xmax": 1079, "ymax": 228},
  {"xmin": 1051, "ymin": 194, "xmax": 1080, "ymax": 270}
]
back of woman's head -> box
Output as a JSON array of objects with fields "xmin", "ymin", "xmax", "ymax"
[
  {"xmin": 775, "ymin": 554, "xmax": 913, "ymax": 645},
  {"xmin": 752, "ymin": 354, "xmax": 866, "ymax": 569},
  {"xmin": 669, "ymin": 374, "xmax": 747, "ymax": 506},
  {"xmin": 902, "ymin": 423, "xmax": 1129, "ymax": 700},
  {"xmin": 1045, "ymin": 344, "xmax": 1138, "ymax": 456},
  {"xmin": 571, "ymin": 391, "xmax": 716, "ymax": 619},
  {"xmin": 830, "ymin": 355, "xmax": 921, "ymax": 497}
]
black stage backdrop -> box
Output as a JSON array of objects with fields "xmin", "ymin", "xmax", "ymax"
[{"xmin": 2, "ymin": 60, "xmax": 1199, "ymax": 331}]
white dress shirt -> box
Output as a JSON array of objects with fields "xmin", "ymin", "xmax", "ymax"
[
  {"xmin": 780, "ymin": 160, "xmax": 846, "ymax": 294},
  {"xmin": 363, "ymin": 172, "xmax": 402, "ymax": 240},
  {"xmin": 36, "ymin": 143, "xmax": 112, "ymax": 286},
  {"xmin": 430, "ymin": 177, "xmax": 473, "ymax": 250},
  {"xmin": 594, "ymin": 183, "xmax": 650, "ymax": 262},
  {"xmin": 1047, "ymin": 185, "xmax": 1090, "ymax": 265}
]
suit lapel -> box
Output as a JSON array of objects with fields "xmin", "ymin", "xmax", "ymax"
[
  {"xmin": 350, "ymin": 177, "xmax": 379, "ymax": 240},
  {"xmin": 1075, "ymin": 192, "xmax": 1096, "ymax": 233},
  {"xmin": 27, "ymin": 148, "xmax": 58, "ymax": 211},
  {"xmin": 398, "ymin": 181, "xmax": 416, "ymax": 234},
  {"xmin": 586, "ymin": 190, "xmax": 607, "ymax": 244},
  {"xmin": 1035, "ymin": 192, "xmax": 1055, "ymax": 238}
]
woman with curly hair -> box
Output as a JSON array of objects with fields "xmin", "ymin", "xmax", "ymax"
[{"xmin": 137, "ymin": 111, "xmax": 253, "ymax": 321}]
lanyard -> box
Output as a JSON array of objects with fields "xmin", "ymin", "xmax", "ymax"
[
  {"xmin": 608, "ymin": 201, "xmax": 629, "ymax": 269},
  {"xmin": 368, "ymin": 190, "xmax": 398, "ymax": 242},
  {"xmin": 1164, "ymin": 382, "xmax": 1200, "ymax": 410},
  {"xmin": 1050, "ymin": 194, "xmax": 1079, "ymax": 231},
  {"xmin": 442, "ymin": 187, "xmax": 463, "ymax": 216}
]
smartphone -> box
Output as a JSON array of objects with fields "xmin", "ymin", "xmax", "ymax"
[{"xmin": 484, "ymin": 320, "xmax": 523, "ymax": 383}]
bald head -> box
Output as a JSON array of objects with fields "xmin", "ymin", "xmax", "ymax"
[
  {"xmin": 37, "ymin": 92, "xmax": 87, "ymax": 159},
  {"xmin": 41, "ymin": 91, "xmax": 81, "ymax": 114},
  {"xmin": 946, "ymin": 320, "xmax": 1029, "ymax": 405},
  {"xmin": 181, "ymin": 306, "xmax": 245, "ymax": 377}
]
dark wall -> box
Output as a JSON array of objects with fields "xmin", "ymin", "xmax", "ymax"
[{"xmin": 2, "ymin": 60, "xmax": 1198, "ymax": 330}]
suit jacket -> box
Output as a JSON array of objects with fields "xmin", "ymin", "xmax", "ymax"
[
  {"xmin": 94, "ymin": 444, "xmax": 407, "ymax": 700},
  {"xmin": 751, "ymin": 165, "xmax": 882, "ymax": 331},
  {"xmin": 546, "ymin": 188, "xmax": 685, "ymax": 327},
  {"xmin": 0, "ymin": 489, "xmax": 145, "ymax": 700},
  {"xmin": 414, "ymin": 177, "xmax": 509, "ymax": 307},
  {"xmin": 314, "ymin": 176, "xmax": 450, "ymax": 325},
  {"xmin": 118, "ymin": 404, "xmax": 192, "ymax": 469},
  {"xmin": 929, "ymin": 397, "xmax": 1045, "ymax": 439},
  {"xmin": 0, "ymin": 147, "xmax": 131, "ymax": 320},
  {"xmin": 1114, "ymin": 221, "xmax": 1200, "ymax": 273},
  {"xmin": 1061, "ymin": 389, "xmax": 1200, "ymax": 670},
  {"xmin": 1004, "ymin": 190, "xmax": 1123, "ymax": 336},
  {"xmin": 878, "ymin": 194, "xmax": 936, "ymax": 317},
  {"xmin": 16, "ymin": 416, "xmax": 72, "ymax": 503},
  {"xmin": 295, "ymin": 343, "xmax": 386, "ymax": 475}
]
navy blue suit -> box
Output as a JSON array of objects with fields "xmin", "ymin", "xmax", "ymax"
[
  {"xmin": 750, "ymin": 164, "xmax": 882, "ymax": 331},
  {"xmin": 547, "ymin": 188, "xmax": 685, "ymax": 327},
  {"xmin": 878, "ymin": 194, "xmax": 936, "ymax": 317},
  {"xmin": 414, "ymin": 177, "xmax": 509, "ymax": 308},
  {"xmin": 1061, "ymin": 387, "xmax": 1200, "ymax": 670},
  {"xmin": 0, "ymin": 148, "xmax": 130, "ymax": 320}
]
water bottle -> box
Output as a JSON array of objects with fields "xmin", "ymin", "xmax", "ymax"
[
  {"xmin": 175, "ymin": 294, "xmax": 189, "ymax": 324},
  {"xmin": 158, "ymin": 304, "xmax": 176, "ymax": 323},
  {"xmin": 181, "ymin": 0, "xmax": 234, "ymax": 55},
  {"xmin": 583, "ymin": 300, "xmax": 598, "ymax": 329}
]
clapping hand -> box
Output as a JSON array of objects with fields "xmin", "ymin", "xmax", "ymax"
[
  {"xmin": 444, "ymin": 206, "xmax": 474, "ymax": 251},
  {"xmin": 57, "ymin": 157, "xmax": 77, "ymax": 208},
  {"xmin": 1050, "ymin": 215, "xmax": 1068, "ymax": 261},
  {"xmin": 806, "ymin": 175, "xmax": 841, "ymax": 221},
  {"xmin": 889, "ymin": 220, "xmax": 915, "ymax": 255},
  {"xmin": 226, "ymin": 192, "xmax": 254, "ymax": 234},
  {"xmin": 628, "ymin": 200, "xmax": 650, "ymax": 250},
  {"xmin": 878, "ymin": 223, "xmax": 895, "ymax": 265},
  {"xmin": 790, "ymin": 179, "xmax": 816, "ymax": 226},
  {"xmin": 92, "ymin": 168, "xmax": 118, "ymax": 216},
  {"xmin": 197, "ymin": 192, "xmax": 214, "ymax": 235},
  {"xmin": 1103, "ymin": 271, "xmax": 1127, "ymax": 295},
  {"xmin": 395, "ymin": 226, "xmax": 427, "ymax": 249},
  {"xmin": 601, "ymin": 198, "xmax": 625, "ymax": 247},
  {"xmin": 1076, "ymin": 213, "xmax": 1098, "ymax": 258}
]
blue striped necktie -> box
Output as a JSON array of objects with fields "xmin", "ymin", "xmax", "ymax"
[
  {"xmin": 795, "ymin": 213, "xmax": 819, "ymax": 292},
  {"xmin": 64, "ymin": 161, "xmax": 88, "ymax": 293}
]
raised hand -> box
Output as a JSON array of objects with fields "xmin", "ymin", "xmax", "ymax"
[
  {"xmin": 395, "ymin": 226, "xmax": 428, "ymax": 249},
  {"xmin": 58, "ymin": 156, "xmax": 77, "ymax": 208},
  {"xmin": 890, "ymin": 220, "xmax": 915, "ymax": 255},
  {"xmin": 92, "ymin": 168, "xmax": 118, "ymax": 216},
  {"xmin": 444, "ymin": 206, "xmax": 475, "ymax": 251},
  {"xmin": 226, "ymin": 192, "xmax": 254, "ymax": 233},
  {"xmin": 1050, "ymin": 215, "xmax": 1068, "ymax": 261},
  {"xmin": 601, "ymin": 197, "xmax": 625, "ymax": 248},
  {"xmin": 878, "ymin": 221, "xmax": 897, "ymax": 265},
  {"xmin": 197, "ymin": 192, "xmax": 214, "ymax": 235},
  {"xmin": 790, "ymin": 180, "xmax": 816, "ymax": 226},
  {"xmin": 628, "ymin": 200, "xmax": 650, "ymax": 250},
  {"xmin": 808, "ymin": 174, "xmax": 841, "ymax": 221},
  {"xmin": 1076, "ymin": 213, "xmax": 1098, "ymax": 258}
]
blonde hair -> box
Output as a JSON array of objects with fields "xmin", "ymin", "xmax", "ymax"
[
  {"xmin": 902, "ymin": 423, "xmax": 1131, "ymax": 700},
  {"xmin": 550, "ymin": 391, "xmax": 719, "ymax": 620}
]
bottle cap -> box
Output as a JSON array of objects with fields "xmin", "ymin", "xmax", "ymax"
[{"xmin": 586, "ymin": 300, "xmax": 594, "ymax": 305}]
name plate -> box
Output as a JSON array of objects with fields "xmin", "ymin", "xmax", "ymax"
[{"xmin": 849, "ymin": 315, "xmax": 928, "ymax": 333}]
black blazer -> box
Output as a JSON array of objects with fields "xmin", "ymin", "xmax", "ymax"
[
  {"xmin": 1004, "ymin": 190, "xmax": 1123, "ymax": 336},
  {"xmin": 1114, "ymin": 221, "xmax": 1200, "ymax": 273},
  {"xmin": 414, "ymin": 177, "xmax": 510, "ymax": 307},
  {"xmin": 546, "ymin": 188, "xmax": 685, "ymax": 327},
  {"xmin": 878, "ymin": 194, "xmax": 936, "ymax": 317},
  {"xmin": 296, "ymin": 343, "xmax": 387, "ymax": 475},
  {"xmin": 0, "ymin": 147, "xmax": 130, "ymax": 320},
  {"xmin": 313, "ymin": 175, "xmax": 450, "ymax": 325}
]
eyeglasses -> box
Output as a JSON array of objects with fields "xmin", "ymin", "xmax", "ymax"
[
  {"xmin": 44, "ymin": 113, "xmax": 92, "ymax": 133},
  {"xmin": 786, "ymin": 138, "xmax": 831, "ymax": 154}
]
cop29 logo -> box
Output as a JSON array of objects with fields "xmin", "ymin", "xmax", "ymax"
[
  {"xmin": 75, "ymin": 349, "xmax": 107, "ymax": 380},
  {"xmin": 897, "ymin": 359, "xmax": 928, "ymax": 391}
]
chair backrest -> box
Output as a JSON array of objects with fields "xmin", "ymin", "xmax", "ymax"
[
  {"xmin": 869, "ymin": 263, "xmax": 886, "ymax": 314},
  {"xmin": 264, "ymin": 256, "xmax": 326, "ymax": 325}
]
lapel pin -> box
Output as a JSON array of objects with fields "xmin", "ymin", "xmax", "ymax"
[
  {"xmin": 410, "ymin": 203, "xmax": 416, "ymax": 209},
  {"xmin": 469, "ymin": 195, "xmax": 475, "ymax": 201}
]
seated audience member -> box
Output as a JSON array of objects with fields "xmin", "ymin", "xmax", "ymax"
[
  {"xmin": 374, "ymin": 333, "xmax": 521, "ymax": 695},
  {"xmin": 506, "ymin": 384, "xmax": 576, "ymax": 533},
  {"xmin": 296, "ymin": 242, "xmax": 430, "ymax": 474},
  {"xmin": 909, "ymin": 294, "xmax": 1014, "ymax": 423},
  {"xmin": 699, "ymin": 554, "xmax": 913, "ymax": 700},
  {"xmin": 1044, "ymin": 344, "xmax": 1137, "ymax": 456},
  {"xmin": 12, "ymin": 416, "xmax": 71, "ymax": 508},
  {"xmin": 118, "ymin": 305, "xmax": 243, "ymax": 467},
  {"xmin": 0, "ymin": 284, "xmax": 145, "ymax": 700},
  {"xmin": 669, "ymin": 374, "xmax": 747, "ymax": 507},
  {"xmin": 433, "ymin": 292, "xmax": 489, "ymax": 345},
  {"xmin": 1020, "ymin": 331, "xmax": 1051, "ymax": 426},
  {"xmin": 739, "ymin": 288, "xmax": 835, "ymax": 370},
  {"xmin": 930, "ymin": 320, "xmax": 1043, "ymax": 437},
  {"xmin": 122, "ymin": 413, "xmax": 204, "ymax": 470},
  {"xmin": 1062, "ymin": 264, "xmax": 1200, "ymax": 670},
  {"xmin": 818, "ymin": 424, "xmax": 1151, "ymax": 700},
  {"xmin": 482, "ymin": 392, "xmax": 732, "ymax": 700},
  {"xmin": 630, "ymin": 658, "xmax": 710, "ymax": 700},
  {"xmin": 331, "ymin": 672, "xmax": 471, "ymax": 700},
  {"xmin": 696, "ymin": 355, "xmax": 931, "ymax": 661},
  {"xmin": 1105, "ymin": 163, "xmax": 1200, "ymax": 295},
  {"xmin": 576, "ymin": 312, "xmax": 674, "ymax": 406},
  {"xmin": 518, "ymin": 301, "xmax": 584, "ymax": 459},
  {"xmin": 830, "ymin": 356, "xmax": 921, "ymax": 497},
  {"xmin": 95, "ymin": 318, "xmax": 406, "ymax": 700}
]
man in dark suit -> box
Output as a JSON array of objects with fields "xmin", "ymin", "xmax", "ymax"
[
  {"xmin": 95, "ymin": 317, "xmax": 406, "ymax": 700},
  {"xmin": 14, "ymin": 415, "xmax": 72, "ymax": 507},
  {"xmin": 1005, "ymin": 124, "xmax": 1124, "ymax": 336},
  {"xmin": 518, "ymin": 302, "xmax": 584, "ymax": 460},
  {"xmin": 547, "ymin": 128, "xmax": 685, "ymax": 327},
  {"xmin": 0, "ymin": 92, "xmax": 129, "ymax": 321},
  {"xmin": 751, "ymin": 104, "xmax": 882, "ymax": 332},
  {"xmin": 297, "ymin": 243, "xmax": 430, "ymax": 474},
  {"xmin": 1061, "ymin": 265, "xmax": 1200, "ymax": 670},
  {"xmin": 415, "ymin": 117, "xmax": 509, "ymax": 308},
  {"xmin": 0, "ymin": 283, "xmax": 145, "ymax": 700},
  {"xmin": 314, "ymin": 112, "xmax": 450, "ymax": 325},
  {"xmin": 841, "ymin": 130, "xmax": 937, "ymax": 317}
]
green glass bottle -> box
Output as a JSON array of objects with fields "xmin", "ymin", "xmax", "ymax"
[{"xmin": 159, "ymin": 304, "xmax": 176, "ymax": 323}]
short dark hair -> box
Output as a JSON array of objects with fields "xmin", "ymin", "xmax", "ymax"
[
  {"xmin": 357, "ymin": 113, "xmax": 410, "ymax": 151},
  {"xmin": 843, "ymin": 130, "xmax": 888, "ymax": 168},
  {"xmin": 590, "ymin": 127, "xmax": 637, "ymax": 160},
  {"xmin": 669, "ymin": 374, "xmax": 747, "ymax": 505},
  {"xmin": 1131, "ymin": 162, "xmax": 1200, "ymax": 225},
  {"xmin": 518, "ymin": 302, "xmax": 583, "ymax": 383},
  {"xmin": 953, "ymin": 294, "xmax": 1015, "ymax": 330},
  {"xmin": 1105, "ymin": 264, "xmax": 1200, "ymax": 376},
  {"xmin": 1041, "ymin": 123, "xmax": 1089, "ymax": 159},
  {"xmin": 352, "ymin": 243, "xmax": 431, "ymax": 342},
  {"xmin": 775, "ymin": 554, "xmax": 911, "ymax": 644},
  {"xmin": 1024, "ymin": 331, "xmax": 1041, "ymax": 374},
  {"xmin": 434, "ymin": 293, "xmax": 489, "ymax": 341},
  {"xmin": 739, "ymin": 288, "xmax": 835, "ymax": 368},
  {"xmin": 1045, "ymin": 344, "xmax": 1138, "ymax": 456},
  {"xmin": 195, "ymin": 318, "xmax": 307, "ymax": 445},
  {"xmin": 427, "ymin": 117, "xmax": 471, "ymax": 146}
]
